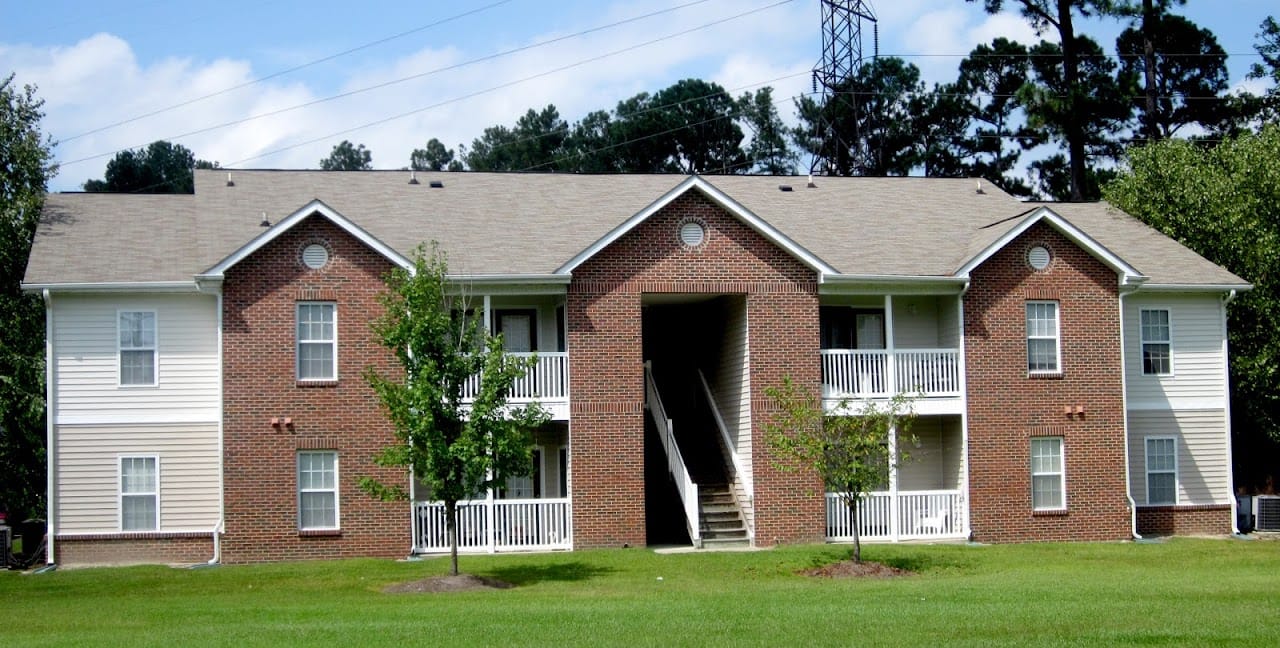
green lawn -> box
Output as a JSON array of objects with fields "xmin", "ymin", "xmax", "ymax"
[{"xmin": 2, "ymin": 539, "xmax": 1277, "ymax": 646}]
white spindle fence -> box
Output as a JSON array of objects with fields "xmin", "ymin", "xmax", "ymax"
[
  {"xmin": 825, "ymin": 489, "xmax": 965, "ymax": 542},
  {"xmin": 821, "ymin": 349, "xmax": 959, "ymax": 398},
  {"xmin": 461, "ymin": 352, "xmax": 568, "ymax": 402},
  {"xmin": 413, "ymin": 497, "xmax": 572, "ymax": 553}
]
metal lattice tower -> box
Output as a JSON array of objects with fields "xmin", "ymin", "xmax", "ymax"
[{"xmin": 810, "ymin": 0, "xmax": 878, "ymax": 175}]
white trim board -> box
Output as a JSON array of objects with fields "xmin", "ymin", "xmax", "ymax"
[
  {"xmin": 956, "ymin": 206, "xmax": 1146, "ymax": 285},
  {"xmin": 555, "ymin": 175, "xmax": 838, "ymax": 276},
  {"xmin": 197, "ymin": 199, "xmax": 412, "ymax": 279}
]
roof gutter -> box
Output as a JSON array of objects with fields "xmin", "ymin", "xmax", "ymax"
[
  {"xmin": 22, "ymin": 281, "xmax": 201, "ymax": 294},
  {"xmin": 1135, "ymin": 283, "xmax": 1253, "ymax": 293},
  {"xmin": 445, "ymin": 274, "xmax": 571, "ymax": 285}
]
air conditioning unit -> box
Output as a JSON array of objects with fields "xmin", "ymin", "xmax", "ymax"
[{"xmin": 1255, "ymin": 495, "xmax": 1280, "ymax": 532}]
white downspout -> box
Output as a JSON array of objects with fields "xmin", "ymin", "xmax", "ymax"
[
  {"xmin": 1222, "ymin": 290, "xmax": 1240, "ymax": 534},
  {"xmin": 211, "ymin": 290, "xmax": 224, "ymax": 564},
  {"xmin": 43, "ymin": 289, "xmax": 56, "ymax": 565},
  {"xmin": 883, "ymin": 295, "xmax": 899, "ymax": 542},
  {"xmin": 1118, "ymin": 286, "xmax": 1141, "ymax": 540},
  {"xmin": 957, "ymin": 280, "xmax": 971, "ymax": 539}
]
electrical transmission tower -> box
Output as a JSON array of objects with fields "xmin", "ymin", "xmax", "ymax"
[{"xmin": 810, "ymin": 0, "xmax": 878, "ymax": 175}]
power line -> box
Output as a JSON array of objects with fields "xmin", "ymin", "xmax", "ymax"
[
  {"xmin": 223, "ymin": 0, "xmax": 797, "ymax": 167},
  {"xmin": 61, "ymin": 0, "xmax": 515, "ymax": 143},
  {"xmin": 60, "ymin": 0, "xmax": 726, "ymax": 167}
]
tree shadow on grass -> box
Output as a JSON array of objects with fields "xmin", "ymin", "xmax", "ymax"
[{"xmin": 481, "ymin": 561, "xmax": 615, "ymax": 586}]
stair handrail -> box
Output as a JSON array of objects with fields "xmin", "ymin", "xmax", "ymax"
[
  {"xmin": 695, "ymin": 369, "xmax": 753, "ymax": 503},
  {"xmin": 644, "ymin": 362, "xmax": 700, "ymax": 545}
]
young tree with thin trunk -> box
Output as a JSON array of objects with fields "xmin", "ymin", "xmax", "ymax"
[
  {"xmin": 361, "ymin": 244, "xmax": 549, "ymax": 575},
  {"xmin": 765, "ymin": 377, "xmax": 916, "ymax": 564}
]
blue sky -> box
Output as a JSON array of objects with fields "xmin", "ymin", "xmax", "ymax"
[{"xmin": 2, "ymin": 0, "xmax": 1274, "ymax": 191}]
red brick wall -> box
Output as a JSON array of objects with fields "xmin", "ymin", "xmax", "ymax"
[
  {"xmin": 221, "ymin": 215, "xmax": 408, "ymax": 563},
  {"xmin": 1137, "ymin": 505, "xmax": 1232, "ymax": 536},
  {"xmin": 964, "ymin": 222, "xmax": 1131, "ymax": 542},
  {"xmin": 56, "ymin": 533, "xmax": 212, "ymax": 566},
  {"xmin": 568, "ymin": 189, "xmax": 823, "ymax": 548}
]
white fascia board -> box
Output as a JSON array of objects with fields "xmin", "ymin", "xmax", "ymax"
[
  {"xmin": 446, "ymin": 274, "xmax": 570, "ymax": 296},
  {"xmin": 1134, "ymin": 283, "xmax": 1253, "ymax": 293},
  {"xmin": 554, "ymin": 175, "xmax": 838, "ymax": 276},
  {"xmin": 820, "ymin": 274, "xmax": 969, "ymax": 295},
  {"xmin": 197, "ymin": 199, "xmax": 412, "ymax": 279},
  {"xmin": 955, "ymin": 206, "xmax": 1146, "ymax": 285},
  {"xmin": 22, "ymin": 281, "xmax": 201, "ymax": 294}
]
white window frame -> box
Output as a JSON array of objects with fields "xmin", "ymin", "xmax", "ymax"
[
  {"xmin": 297, "ymin": 451, "xmax": 340, "ymax": 531},
  {"xmin": 1139, "ymin": 308, "xmax": 1173, "ymax": 376},
  {"xmin": 296, "ymin": 302, "xmax": 337, "ymax": 381},
  {"xmin": 117, "ymin": 310, "xmax": 158, "ymax": 387},
  {"xmin": 1026, "ymin": 301, "xmax": 1061, "ymax": 375},
  {"xmin": 1030, "ymin": 437, "xmax": 1066, "ymax": 511},
  {"xmin": 1144, "ymin": 436, "xmax": 1178, "ymax": 505},
  {"xmin": 119, "ymin": 455, "xmax": 159, "ymax": 531}
]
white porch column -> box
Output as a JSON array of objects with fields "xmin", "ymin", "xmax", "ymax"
[
  {"xmin": 888, "ymin": 422, "xmax": 900, "ymax": 542},
  {"xmin": 483, "ymin": 294, "xmax": 492, "ymax": 333},
  {"xmin": 485, "ymin": 470, "xmax": 497, "ymax": 554},
  {"xmin": 884, "ymin": 295, "xmax": 896, "ymax": 395}
]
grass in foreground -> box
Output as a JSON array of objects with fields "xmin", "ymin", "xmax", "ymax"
[{"xmin": 2, "ymin": 538, "xmax": 1278, "ymax": 646}]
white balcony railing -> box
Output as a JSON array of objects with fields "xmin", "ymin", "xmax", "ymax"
[
  {"xmin": 461, "ymin": 352, "xmax": 568, "ymax": 402},
  {"xmin": 825, "ymin": 489, "xmax": 966, "ymax": 542},
  {"xmin": 821, "ymin": 349, "xmax": 960, "ymax": 399},
  {"xmin": 413, "ymin": 497, "xmax": 572, "ymax": 554}
]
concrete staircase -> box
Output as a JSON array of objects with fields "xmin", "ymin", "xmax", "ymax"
[{"xmin": 698, "ymin": 484, "xmax": 749, "ymax": 547}]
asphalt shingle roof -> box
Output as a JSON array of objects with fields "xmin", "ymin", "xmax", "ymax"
[{"xmin": 22, "ymin": 169, "xmax": 1247, "ymax": 289}]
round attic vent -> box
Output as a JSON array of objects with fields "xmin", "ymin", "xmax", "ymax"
[
  {"xmin": 302, "ymin": 244, "xmax": 330, "ymax": 269},
  {"xmin": 1027, "ymin": 245, "xmax": 1051, "ymax": 270},
  {"xmin": 679, "ymin": 220, "xmax": 706, "ymax": 247}
]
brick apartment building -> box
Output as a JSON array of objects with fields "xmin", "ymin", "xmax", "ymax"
[{"xmin": 24, "ymin": 171, "xmax": 1247, "ymax": 565}]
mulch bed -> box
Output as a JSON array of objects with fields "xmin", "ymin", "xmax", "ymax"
[
  {"xmin": 801, "ymin": 560, "xmax": 912, "ymax": 579},
  {"xmin": 383, "ymin": 574, "xmax": 515, "ymax": 593}
]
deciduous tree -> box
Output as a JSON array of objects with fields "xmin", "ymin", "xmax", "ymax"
[
  {"xmin": 409, "ymin": 138, "xmax": 461, "ymax": 172},
  {"xmin": 319, "ymin": 140, "xmax": 373, "ymax": 171},
  {"xmin": 83, "ymin": 140, "xmax": 202, "ymax": 193},
  {"xmin": 765, "ymin": 377, "xmax": 916, "ymax": 563},
  {"xmin": 0, "ymin": 74, "xmax": 55, "ymax": 522},
  {"xmin": 361, "ymin": 244, "xmax": 549, "ymax": 575}
]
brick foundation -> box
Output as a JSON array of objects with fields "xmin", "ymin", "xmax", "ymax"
[
  {"xmin": 221, "ymin": 215, "xmax": 408, "ymax": 563},
  {"xmin": 568, "ymin": 189, "xmax": 823, "ymax": 548},
  {"xmin": 56, "ymin": 533, "xmax": 213, "ymax": 566},
  {"xmin": 964, "ymin": 222, "xmax": 1131, "ymax": 543},
  {"xmin": 1137, "ymin": 505, "xmax": 1232, "ymax": 536}
]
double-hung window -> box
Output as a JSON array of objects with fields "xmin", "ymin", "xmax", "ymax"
[
  {"xmin": 1026, "ymin": 301, "xmax": 1060, "ymax": 374},
  {"xmin": 298, "ymin": 451, "xmax": 339, "ymax": 530},
  {"xmin": 1145, "ymin": 437, "xmax": 1177, "ymax": 505},
  {"xmin": 120, "ymin": 456, "xmax": 159, "ymax": 531},
  {"xmin": 297, "ymin": 303, "xmax": 336, "ymax": 381},
  {"xmin": 1030, "ymin": 437, "xmax": 1065, "ymax": 511},
  {"xmin": 119, "ymin": 311, "xmax": 157, "ymax": 386},
  {"xmin": 1140, "ymin": 309, "xmax": 1172, "ymax": 375}
]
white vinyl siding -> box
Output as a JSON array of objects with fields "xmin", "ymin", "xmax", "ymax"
[
  {"xmin": 896, "ymin": 416, "xmax": 964, "ymax": 491},
  {"xmin": 119, "ymin": 455, "xmax": 158, "ymax": 531},
  {"xmin": 55, "ymin": 423, "xmax": 220, "ymax": 533},
  {"xmin": 1026, "ymin": 301, "xmax": 1060, "ymax": 374},
  {"xmin": 118, "ymin": 311, "xmax": 157, "ymax": 386},
  {"xmin": 1127, "ymin": 410, "xmax": 1229, "ymax": 506},
  {"xmin": 1031, "ymin": 437, "xmax": 1065, "ymax": 510},
  {"xmin": 297, "ymin": 302, "xmax": 336, "ymax": 381},
  {"xmin": 298, "ymin": 451, "xmax": 339, "ymax": 530},
  {"xmin": 1145, "ymin": 437, "xmax": 1178, "ymax": 505},
  {"xmin": 52, "ymin": 294, "xmax": 220, "ymax": 425},
  {"xmin": 1124, "ymin": 294, "xmax": 1226, "ymax": 409}
]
